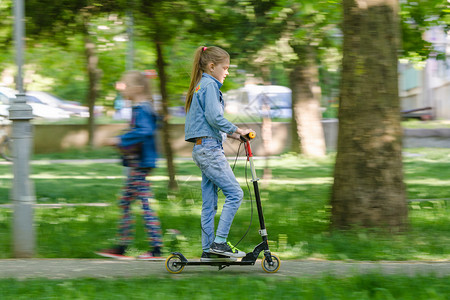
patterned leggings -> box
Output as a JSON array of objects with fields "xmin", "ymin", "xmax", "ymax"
[{"xmin": 117, "ymin": 168, "xmax": 163, "ymax": 248}]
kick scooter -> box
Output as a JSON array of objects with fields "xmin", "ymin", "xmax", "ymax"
[{"xmin": 165, "ymin": 133, "xmax": 281, "ymax": 273}]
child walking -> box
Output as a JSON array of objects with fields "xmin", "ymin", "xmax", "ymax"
[
  {"xmin": 97, "ymin": 70, "xmax": 163, "ymax": 260},
  {"xmin": 185, "ymin": 46, "xmax": 254, "ymax": 261}
]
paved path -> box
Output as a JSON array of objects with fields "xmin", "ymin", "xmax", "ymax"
[{"xmin": 1, "ymin": 259, "xmax": 449, "ymax": 279}]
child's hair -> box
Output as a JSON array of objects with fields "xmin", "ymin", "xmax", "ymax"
[
  {"xmin": 122, "ymin": 70, "xmax": 152, "ymax": 100},
  {"xmin": 185, "ymin": 46, "xmax": 230, "ymax": 112}
]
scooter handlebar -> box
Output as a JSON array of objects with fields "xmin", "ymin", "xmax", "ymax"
[{"xmin": 240, "ymin": 132, "xmax": 256, "ymax": 142}]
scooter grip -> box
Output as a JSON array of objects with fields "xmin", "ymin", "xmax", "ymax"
[{"xmin": 240, "ymin": 132, "xmax": 256, "ymax": 142}]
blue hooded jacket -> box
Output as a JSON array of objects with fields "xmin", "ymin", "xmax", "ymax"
[{"xmin": 119, "ymin": 101, "xmax": 159, "ymax": 168}]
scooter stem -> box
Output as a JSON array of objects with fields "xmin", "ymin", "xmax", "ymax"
[
  {"xmin": 243, "ymin": 138, "xmax": 268, "ymax": 240},
  {"xmin": 244, "ymin": 140, "xmax": 258, "ymax": 182}
]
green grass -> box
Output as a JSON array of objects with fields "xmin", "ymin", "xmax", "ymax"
[
  {"xmin": 0, "ymin": 148, "xmax": 449, "ymax": 260},
  {"xmin": 32, "ymin": 115, "xmax": 128, "ymax": 125},
  {"xmin": 31, "ymin": 146, "xmax": 118, "ymax": 160},
  {"xmin": 402, "ymin": 119, "xmax": 450, "ymax": 129},
  {"xmin": 1, "ymin": 274, "xmax": 449, "ymax": 299}
]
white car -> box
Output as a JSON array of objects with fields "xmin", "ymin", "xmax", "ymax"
[
  {"xmin": 224, "ymin": 84, "xmax": 292, "ymax": 119},
  {"xmin": 26, "ymin": 91, "xmax": 91, "ymax": 118},
  {"xmin": 0, "ymin": 87, "xmax": 71, "ymax": 120}
]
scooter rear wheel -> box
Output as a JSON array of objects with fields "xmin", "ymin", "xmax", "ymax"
[
  {"xmin": 165, "ymin": 254, "xmax": 185, "ymax": 274},
  {"xmin": 261, "ymin": 253, "xmax": 281, "ymax": 273}
]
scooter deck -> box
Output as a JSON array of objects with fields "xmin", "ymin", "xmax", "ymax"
[
  {"xmin": 170, "ymin": 251, "xmax": 258, "ymax": 270},
  {"xmin": 183, "ymin": 260, "xmax": 256, "ymax": 266}
]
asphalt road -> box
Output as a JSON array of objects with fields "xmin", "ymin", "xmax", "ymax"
[{"xmin": 1, "ymin": 259, "xmax": 449, "ymax": 279}]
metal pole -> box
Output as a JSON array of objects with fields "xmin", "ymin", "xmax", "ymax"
[{"xmin": 11, "ymin": 0, "xmax": 35, "ymax": 258}]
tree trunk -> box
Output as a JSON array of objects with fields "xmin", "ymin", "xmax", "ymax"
[
  {"xmin": 155, "ymin": 41, "xmax": 178, "ymax": 191},
  {"xmin": 331, "ymin": 0, "xmax": 407, "ymax": 230},
  {"xmin": 82, "ymin": 28, "xmax": 100, "ymax": 148},
  {"xmin": 290, "ymin": 48, "xmax": 326, "ymax": 157},
  {"xmin": 289, "ymin": 75, "xmax": 301, "ymax": 153}
]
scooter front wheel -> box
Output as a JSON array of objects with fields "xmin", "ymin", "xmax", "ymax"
[
  {"xmin": 165, "ymin": 254, "xmax": 185, "ymax": 274},
  {"xmin": 261, "ymin": 253, "xmax": 281, "ymax": 273}
]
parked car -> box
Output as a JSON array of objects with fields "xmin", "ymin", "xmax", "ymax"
[
  {"xmin": 223, "ymin": 84, "xmax": 292, "ymax": 119},
  {"xmin": 0, "ymin": 87, "xmax": 71, "ymax": 120},
  {"xmin": 26, "ymin": 91, "xmax": 103, "ymax": 118},
  {"xmin": 0, "ymin": 88, "xmax": 10, "ymax": 118}
]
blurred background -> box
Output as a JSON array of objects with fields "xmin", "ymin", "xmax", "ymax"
[
  {"xmin": 0, "ymin": 1, "xmax": 449, "ymax": 288},
  {"xmin": 0, "ymin": 0, "xmax": 448, "ymax": 127},
  {"xmin": 0, "ymin": 1, "xmax": 447, "ymax": 207}
]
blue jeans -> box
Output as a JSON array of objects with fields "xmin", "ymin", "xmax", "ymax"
[{"xmin": 192, "ymin": 138, "xmax": 244, "ymax": 251}]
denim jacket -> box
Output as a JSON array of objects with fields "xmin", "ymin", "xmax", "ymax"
[
  {"xmin": 185, "ymin": 73, "xmax": 237, "ymax": 143},
  {"xmin": 119, "ymin": 101, "xmax": 159, "ymax": 168}
]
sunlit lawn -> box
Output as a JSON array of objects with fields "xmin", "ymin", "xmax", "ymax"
[
  {"xmin": 402, "ymin": 119, "xmax": 450, "ymax": 129},
  {"xmin": 0, "ymin": 148, "xmax": 448, "ymax": 260},
  {"xmin": 1, "ymin": 274, "xmax": 449, "ymax": 300}
]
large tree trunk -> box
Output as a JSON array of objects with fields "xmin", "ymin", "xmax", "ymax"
[
  {"xmin": 82, "ymin": 25, "xmax": 100, "ymax": 148},
  {"xmin": 290, "ymin": 47, "xmax": 326, "ymax": 157},
  {"xmin": 331, "ymin": 0, "xmax": 407, "ymax": 230},
  {"xmin": 155, "ymin": 41, "xmax": 178, "ymax": 191}
]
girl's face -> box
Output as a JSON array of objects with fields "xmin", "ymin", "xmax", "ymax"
[{"xmin": 210, "ymin": 59, "xmax": 230, "ymax": 84}]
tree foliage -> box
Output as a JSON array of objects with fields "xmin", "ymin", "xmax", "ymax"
[
  {"xmin": 400, "ymin": 0, "xmax": 449, "ymax": 60},
  {"xmin": 0, "ymin": 0, "xmax": 446, "ymax": 109},
  {"xmin": 0, "ymin": 0, "xmax": 13, "ymax": 50}
]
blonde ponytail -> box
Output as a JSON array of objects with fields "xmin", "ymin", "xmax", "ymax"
[{"xmin": 185, "ymin": 47, "xmax": 204, "ymax": 112}]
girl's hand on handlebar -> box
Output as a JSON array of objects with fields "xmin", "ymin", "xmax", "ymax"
[
  {"xmin": 235, "ymin": 128, "xmax": 255, "ymax": 142},
  {"xmin": 236, "ymin": 128, "xmax": 254, "ymax": 137}
]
